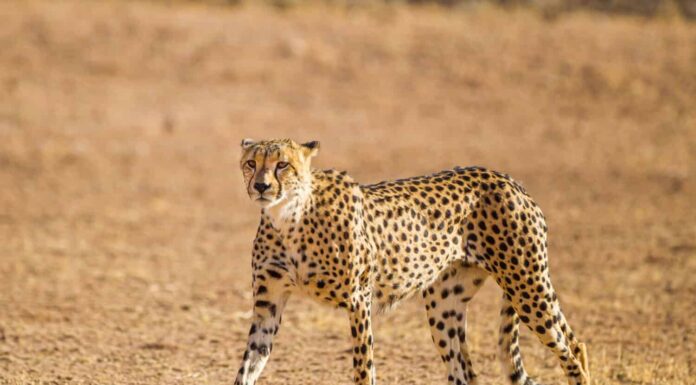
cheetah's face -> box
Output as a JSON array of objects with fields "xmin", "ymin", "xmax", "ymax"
[{"xmin": 239, "ymin": 138, "xmax": 319, "ymax": 208}]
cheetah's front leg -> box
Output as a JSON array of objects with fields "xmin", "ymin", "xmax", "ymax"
[
  {"xmin": 348, "ymin": 291, "xmax": 376, "ymax": 385},
  {"xmin": 234, "ymin": 280, "xmax": 290, "ymax": 385}
]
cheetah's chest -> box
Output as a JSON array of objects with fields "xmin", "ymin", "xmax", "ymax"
[{"xmin": 278, "ymin": 231, "xmax": 355, "ymax": 307}]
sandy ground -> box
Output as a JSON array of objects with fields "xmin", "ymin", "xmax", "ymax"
[{"xmin": 0, "ymin": 1, "xmax": 695, "ymax": 384}]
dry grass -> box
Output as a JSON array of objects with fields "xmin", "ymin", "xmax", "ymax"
[{"xmin": 0, "ymin": 1, "xmax": 695, "ymax": 384}]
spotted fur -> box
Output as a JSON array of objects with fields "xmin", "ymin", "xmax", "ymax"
[{"xmin": 234, "ymin": 139, "xmax": 590, "ymax": 385}]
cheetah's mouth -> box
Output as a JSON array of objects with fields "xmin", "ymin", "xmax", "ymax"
[
  {"xmin": 251, "ymin": 190, "xmax": 284, "ymax": 208},
  {"xmin": 254, "ymin": 195, "xmax": 278, "ymax": 208},
  {"xmin": 253, "ymin": 190, "xmax": 283, "ymax": 204}
]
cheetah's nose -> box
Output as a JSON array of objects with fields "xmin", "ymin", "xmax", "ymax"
[{"xmin": 254, "ymin": 183, "xmax": 271, "ymax": 193}]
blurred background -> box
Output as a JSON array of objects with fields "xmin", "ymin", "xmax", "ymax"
[{"xmin": 0, "ymin": 1, "xmax": 694, "ymax": 384}]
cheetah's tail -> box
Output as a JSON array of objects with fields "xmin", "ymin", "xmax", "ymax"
[{"xmin": 577, "ymin": 342, "xmax": 591, "ymax": 384}]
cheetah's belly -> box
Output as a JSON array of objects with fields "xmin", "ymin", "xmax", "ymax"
[{"xmin": 371, "ymin": 238, "xmax": 465, "ymax": 310}]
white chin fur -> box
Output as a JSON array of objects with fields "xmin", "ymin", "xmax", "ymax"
[
  {"xmin": 254, "ymin": 194, "xmax": 285, "ymax": 209},
  {"xmin": 257, "ymin": 199, "xmax": 277, "ymax": 208}
]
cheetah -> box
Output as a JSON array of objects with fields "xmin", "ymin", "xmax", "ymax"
[{"xmin": 234, "ymin": 138, "xmax": 590, "ymax": 385}]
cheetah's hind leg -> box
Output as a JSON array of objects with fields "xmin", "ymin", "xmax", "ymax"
[
  {"xmin": 498, "ymin": 297, "xmax": 543, "ymax": 385},
  {"xmin": 423, "ymin": 265, "xmax": 487, "ymax": 385},
  {"xmin": 502, "ymin": 278, "xmax": 590, "ymax": 385}
]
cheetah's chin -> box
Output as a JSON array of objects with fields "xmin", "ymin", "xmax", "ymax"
[
  {"xmin": 255, "ymin": 197, "xmax": 274, "ymax": 207},
  {"xmin": 255, "ymin": 196, "xmax": 285, "ymax": 209}
]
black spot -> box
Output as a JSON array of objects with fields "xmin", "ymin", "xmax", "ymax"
[
  {"xmin": 441, "ymin": 289, "xmax": 450, "ymax": 299},
  {"xmin": 267, "ymin": 270, "xmax": 282, "ymax": 279}
]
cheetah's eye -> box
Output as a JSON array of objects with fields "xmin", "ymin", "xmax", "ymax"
[
  {"xmin": 244, "ymin": 160, "xmax": 256, "ymax": 169},
  {"xmin": 276, "ymin": 161, "xmax": 289, "ymax": 170}
]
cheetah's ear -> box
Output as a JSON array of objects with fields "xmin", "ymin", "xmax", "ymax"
[
  {"xmin": 301, "ymin": 141, "xmax": 320, "ymax": 158},
  {"xmin": 241, "ymin": 138, "xmax": 256, "ymax": 149}
]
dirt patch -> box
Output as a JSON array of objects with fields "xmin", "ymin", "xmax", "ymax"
[{"xmin": 0, "ymin": 1, "xmax": 694, "ymax": 384}]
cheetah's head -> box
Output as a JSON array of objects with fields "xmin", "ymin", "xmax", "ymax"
[{"xmin": 240, "ymin": 138, "xmax": 319, "ymax": 208}]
